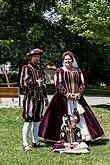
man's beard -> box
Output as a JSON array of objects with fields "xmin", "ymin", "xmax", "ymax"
[{"xmin": 33, "ymin": 60, "xmax": 39, "ymax": 65}]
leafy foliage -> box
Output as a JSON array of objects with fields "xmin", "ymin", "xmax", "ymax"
[
  {"xmin": 0, "ymin": 0, "xmax": 110, "ymax": 85},
  {"xmin": 58, "ymin": 0, "xmax": 110, "ymax": 45}
]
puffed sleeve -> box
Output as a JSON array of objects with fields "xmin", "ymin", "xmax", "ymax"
[
  {"xmin": 54, "ymin": 68, "xmax": 67, "ymax": 95},
  {"xmin": 78, "ymin": 69, "xmax": 85, "ymax": 95},
  {"xmin": 41, "ymin": 69, "xmax": 48, "ymax": 98},
  {"xmin": 20, "ymin": 65, "xmax": 39, "ymax": 89}
]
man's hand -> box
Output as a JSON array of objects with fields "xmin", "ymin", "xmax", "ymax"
[
  {"xmin": 36, "ymin": 79, "xmax": 44, "ymax": 87},
  {"xmin": 44, "ymin": 98, "xmax": 49, "ymax": 107}
]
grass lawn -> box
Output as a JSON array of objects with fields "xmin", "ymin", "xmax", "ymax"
[
  {"xmin": 0, "ymin": 106, "xmax": 110, "ymax": 165},
  {"xmin": 85, "ymin": 85, "xmax": 110, "ymax": 96}
]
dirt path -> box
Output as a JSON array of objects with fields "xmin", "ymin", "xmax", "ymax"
[
  {"xmin": 47, "ymin": 95, "xmax": 110, "ymax": 106},
  {"xmin": 0, "ymin": 95, "xmax": 110, "ymax": 107}
]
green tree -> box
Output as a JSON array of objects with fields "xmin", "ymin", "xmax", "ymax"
[
  {"xmin": 58, "ymin": 0, "xmax": 110, "ymax": 46},
  {"xmin": 0, "ymin": 0, "xmax": 60, "ymax": 65},
  {"xmin": 0, "ymin": 0, "xmax": 110, "ymax": 85}
]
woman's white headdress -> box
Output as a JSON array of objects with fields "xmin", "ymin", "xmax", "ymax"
[{"xmin": 72, "ymin": 57, "xmax": 78, "ymax": 68}]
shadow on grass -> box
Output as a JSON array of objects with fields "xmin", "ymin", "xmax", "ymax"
[
  {"xmin": 40, "ymin": 138, "xmax": 109, "ymax": 148},
  {"xmin": 86, "ymin": 138, "xmax": 109, "ymax": 146},
  {"xmin": 44, "ymin": 142, "xmax": 54, "ymax": 147},
  {"xmin": 39, "ymin": 139, "xmax": 54, "ymax": 147},
  {"xmin": 92, "ymin": 104, "xmax": 110, "ymax": 110}
]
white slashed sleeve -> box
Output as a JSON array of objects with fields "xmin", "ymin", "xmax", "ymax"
[
  {"xmin": 80, "ymin": 72, "xmax": 84, "ymax": 84},
  {"xmin": 54, "ymin": 71, "xmax": 62, "ymax": 86}
]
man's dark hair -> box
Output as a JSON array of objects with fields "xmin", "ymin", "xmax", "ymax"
[{"xmin": 69, "ymin": 108, "xmax": 80, "ymax": 124}]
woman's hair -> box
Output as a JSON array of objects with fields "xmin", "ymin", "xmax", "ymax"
[{"xmin": 62, "ymin": 51, "xmax": 74, "ymax": 62}]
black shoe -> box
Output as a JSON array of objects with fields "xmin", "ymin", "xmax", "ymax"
[{"xmin": 32, "ymin": 143, "xmax": 44, "ymax": 148}]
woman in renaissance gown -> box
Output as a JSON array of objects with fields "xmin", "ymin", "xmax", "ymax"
[{"xmin": 38, "ymin": 51, "xmax": 104, "ymax": 142}]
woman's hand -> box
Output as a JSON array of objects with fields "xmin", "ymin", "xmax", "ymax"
[
  {"xmin": 72, "ymin": 93, "xmax": 80, "ymax": 100},
  {"xmin": 66, "ymin": 93, "xmax": 80, "ymax": 100}
]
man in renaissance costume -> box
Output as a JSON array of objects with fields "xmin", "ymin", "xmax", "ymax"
[{"xmin": 20, "ymin": 48, "xmax": 49, "ymax": 151}]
